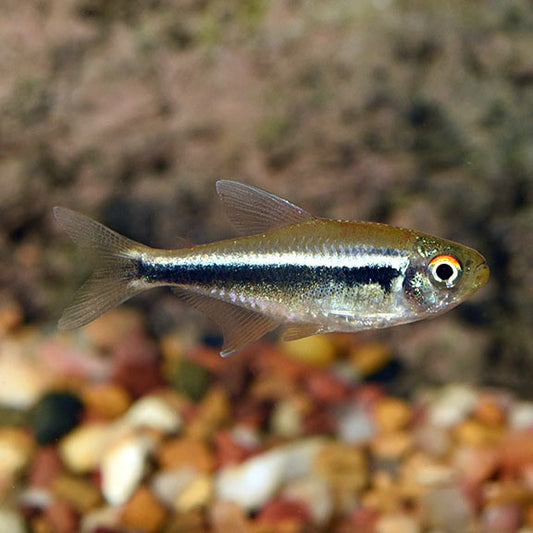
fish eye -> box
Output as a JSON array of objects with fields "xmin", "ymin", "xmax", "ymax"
[{"xmin": 428, "ymin": 254, "xmax": 462, "ymax": 287}]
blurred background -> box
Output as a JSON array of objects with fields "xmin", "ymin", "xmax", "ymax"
[{"xmin": 1, "ymin": 0, "xmax": 532, "ymax": 394}]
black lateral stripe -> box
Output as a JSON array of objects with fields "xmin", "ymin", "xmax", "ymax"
[{"xmin": 138, "ymin": 260, "xmax": 401, "ymax": 293}]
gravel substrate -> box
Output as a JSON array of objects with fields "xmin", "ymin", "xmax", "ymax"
[{"xmin": 0, "ymin": 305, "xmax": 532, "ymax": 533}]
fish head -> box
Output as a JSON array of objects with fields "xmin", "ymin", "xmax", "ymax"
[{"xmin": 403, "ymin": 235, "xmax": 489, "ymax": 317}]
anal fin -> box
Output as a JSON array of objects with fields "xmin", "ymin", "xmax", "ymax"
[
  {"xmin": 282, "ymin": 323, "xmax": 326, "ymax": 342},
  {"xmin": 173, "ymin": 288, "xmax": 279, "ymax": 356}
]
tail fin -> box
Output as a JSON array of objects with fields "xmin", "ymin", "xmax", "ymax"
[{"xmin": 54, "ymin": 207, "xmax": 149, "ymax": 330}]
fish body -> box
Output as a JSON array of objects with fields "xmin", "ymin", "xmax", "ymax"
[{"xmin": 55, "ymin": 181, "xmax": 489, "ymax": 356}]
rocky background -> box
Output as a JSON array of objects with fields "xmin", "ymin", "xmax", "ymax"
[{"xmin": 1, "ymin": 0, "xmax": 532, "ymax": 394}]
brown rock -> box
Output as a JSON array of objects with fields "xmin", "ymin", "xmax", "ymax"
[
  {"xmin": 0, "ymin": 299, "xmax": 23, "ymax": 333},
  {"xmin": 185, "ymin": 386, "xmax": 231, "ymax": 441},
  {"xmin": 52, "ymin": 474, "xmax": 102, "ymax": 513},
  {"xmin": 158, "ymin": 437, "xmax": 215, "ymax": 473},
  {"xmin": 121, "ymin": 486, "xmax": 167, "ymax": 533},
  {"xmin": 525, "ymin": 503, "xmax": 533, "ymax": 528},
  {"xmin": 44, "ymin": 499, "xmax": 79, "ymax": 533},
  {"xmin": 362, "ymin": 471, "xmax": 402, "ymax": 514},
  {"xmin": 314, "ymin": 442, "xmax": 367, "ymax": 493},
  {"xmin": 251, "ymin": 374, "xmax": 298, "ymax": 402},
  {"xmin": 162, "ymin": 510, "xmax": 207, "ymax": 533}
]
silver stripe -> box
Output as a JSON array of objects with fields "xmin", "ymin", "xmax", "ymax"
[{"xmin": 150, "ymin": 251, "xmax": 409, "ymax": 272}]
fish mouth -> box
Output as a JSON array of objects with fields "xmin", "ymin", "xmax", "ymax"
[{"xmin": 473, "ymin": 262, "xmax": 490, "ymax": 289}]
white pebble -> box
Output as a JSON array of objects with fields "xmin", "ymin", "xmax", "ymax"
[
  {"xmin": 270, "ymin": 399, "xmax": 303, "ymax": 438},
  {"xmin": 376, "ymin": 513, "xmax": 421, "ymax": 533},
  {"xmin": 215, "ymin": 447, "xmax": 285, "ymax": 511},
  {"xmin": 509, "ymin": 401, "xmax": 533, "ymax": 430},
  {"xmin": 282, "ymin": 438, "xmax": 327, "ymax": 481},
  {"xmin": 151, "ymin": 467, "xmax": 198, "ymax": 507},
  {"xmin": 17, "ymin": 488, "xmax": 53, "ymax": 509},
  {"xmin": 122, "ymin": 396, "xmax": 182, "ymax": 433},
  {"xmin": 428, "ymin": 384, "xmax": 478, "ymax": 428},
  {"xmin": 215, "ymin": 438, "xmax": 325, "ymax": 511},
  {"xmin": 101, "ymin": 433, "xmax": 154, "ymax": 505},
  {"xmin": 337, "ymin": 405, "xmax": 375, "ymax": 444},
  {"xmin": 80, "ymin": 506, "xmax": 121, "ymax": 533},
  {"xmin": 0, "ymin": 507, "xmax": 25, "ymax": 533},
  {"xmin": 422, "ymin": 485, "xmax": 473, "ymax": 531},
  {"xmin": 231, "ymin": 425, "xmax": 261, "ymax": 449}
]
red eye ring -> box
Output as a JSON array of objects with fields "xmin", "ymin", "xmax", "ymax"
[{"xmin": 428, "ymin": 254, "xmax": 462, "ymax": 286}]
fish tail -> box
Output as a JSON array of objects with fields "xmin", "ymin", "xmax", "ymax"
[{"xmin": 53, "ymin": 207, "xmax": 149, "ymax": 330}]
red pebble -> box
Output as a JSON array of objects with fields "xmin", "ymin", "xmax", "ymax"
[
  {"xmin": 29, "ymin": 446, "xmax": 63, "ymax": 488},
  {"xmin": 44, "ymin": 499, "xmax": 79, "ymax": 533},
  {"xmin": 214, "ymin": 430, "xmax": 252, "ymax": 468},
  {"xmin": 303, "ymin": 407, "xmax": 336, "ymax": 435},
  {"xmin": 111, "ymin": 333, "xmax": 164, "ymax": 397},
  {"xmin": 234, "ymin": 401, "xmax": 272, "ymax": 428},
  {"xmin": 354, "ymin": 384, "xmax": 385, "ymax": 410},
  {"xmin": 337, "ymin": 506, "xmax": 379, "ymax": 533},
  {"xmin": 256, "ymin": 498, "xmax": 311, "ymax": 526},
  {"xmin": 251, "ymin": 346, "xmax": 310, "ymax": 381},
  {"xmin": 305, "ymin": 370, "xmax": 350, "ymax": 403}
]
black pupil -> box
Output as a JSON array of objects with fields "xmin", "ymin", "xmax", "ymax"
[{"xmin": 435, "ymin": 263, "xmax": 454, "ymax": 281}]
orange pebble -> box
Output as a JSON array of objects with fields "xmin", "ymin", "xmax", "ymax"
[
  {"xmin": 499, "ymin": 430, "xmax": 533, "ymax": 474},
  {"xmin": 121, "ymin": 487, "xmax": 166, "ymax": 533},
  {"xmin": 525, "ymin": 504, "xmax": 533, "ymax": 528},
  {"xmin": 81, "ymin": 383, "xmax": 131, "ymax": 419},
  {"xmin": 350, "ymin": 342, "xmax": 391, "ymax": 376},
  {"xmin": 474, "ymin": 396, "xmax": 506, "ymax": 426},
  {"xmin": 454, "ymin": 419, "xmax": 503, "ymax": 447},
  {"xmin": 158, "ymin": 437, "xmax": 215, "ymax": 472},
  {"xmin": 374, "ymin": 397, "xmax": 412, "ymax": 433}
]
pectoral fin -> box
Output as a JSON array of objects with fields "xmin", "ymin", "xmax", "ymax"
[
  {"xmin": 216, "ymin": 180, "xmax": 314, "ymax": 235},
  {"xmin": 282, "ymin": 323, "xmax": 327, "ymax": 342},
  {"xmin": 173, "ymin": 288, "xmax": 279, "ymax": 356}
]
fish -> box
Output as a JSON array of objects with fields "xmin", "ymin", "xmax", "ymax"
[{"xmin": 54, "ymin": 180, "xmax": 489, "ymax": 356}]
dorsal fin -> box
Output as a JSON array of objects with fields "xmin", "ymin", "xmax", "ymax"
[
  {"xmin": 172, "ymin": 287, "xmax": 279, "ymax": 356},
  {"xmin": 216, "ymin": 180, "xmax": 314, "ymax": 235}
]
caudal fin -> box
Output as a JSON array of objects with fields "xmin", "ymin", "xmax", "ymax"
[{"xmin": 54, "ymin": 207, "xmax": 149, "ymax": 329}]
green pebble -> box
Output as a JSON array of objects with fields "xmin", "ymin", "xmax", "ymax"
[
  {"xmin": 30, "ymin": 391, "xmax": 84, "ymax": 445},
  {"xmin": 172, "ymin": 359, "xmax": 211, "ymax": 402}
]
